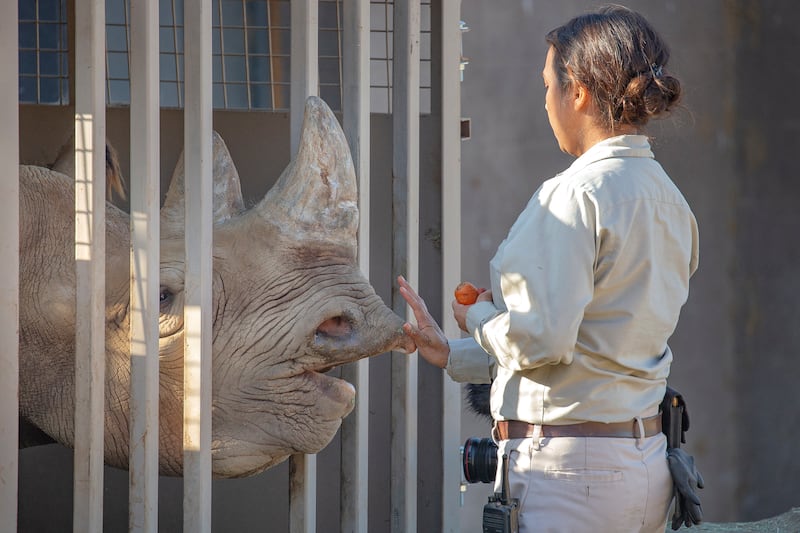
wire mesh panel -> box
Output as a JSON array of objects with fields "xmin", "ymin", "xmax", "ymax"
[
  {"xmin": 369, "ymin": 0, "xmax": 430, "ymax": 114},
  {"xmin": 211, "ymin": 0, "xmax": 291, "ymax": 110},
  {"xmin": 20, "ymin": 0, "xmax": 430, "ymax": 113},
  {"xmin": 18, "ymin": 0, "xmax": 69, "ymax": 105},
  {"xmin": 319, "ymin": 0, "xmax": 342, "ymax": 110}
]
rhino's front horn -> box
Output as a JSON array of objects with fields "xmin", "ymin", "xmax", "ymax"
[
  {"xmin": 255, "ymin": 96, "xmax": 358, "ymax": 250},
  {"xmin": 161, "ymin": 131, "xmax": 245, "ymax": 239}
]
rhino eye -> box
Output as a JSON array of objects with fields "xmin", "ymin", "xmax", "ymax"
[{"xmin": 159, "ymin": 288, "xmax": 174, "ymax": 310}]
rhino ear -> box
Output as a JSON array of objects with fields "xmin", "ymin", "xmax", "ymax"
[
  {"xmin": 161, "ymin": 131, "xmax": 245, "ymax": 238},
  {"xmin": 255, "ymin": 96, "xmax": 358, "ymax": 251},
  {"xmin": 51, "ymin": 135, "xmax": 127, "ymax": 201},
  {"xmin": 51, "ymin": 136, "xmax": 74, "ymax": 176}
]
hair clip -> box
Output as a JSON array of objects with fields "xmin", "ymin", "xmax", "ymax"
[{"xmin": 651, "ymin": 64, "xmax": 664, "ymax": 77}]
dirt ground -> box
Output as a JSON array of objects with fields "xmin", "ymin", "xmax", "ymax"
[{"xmin": 691, "ymin": 507, "xmax": 800, "ymax": 532}]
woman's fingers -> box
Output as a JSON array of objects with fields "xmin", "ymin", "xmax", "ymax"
[
  {"xmin": 398, "ymin": 277, "xmax": 435, "ymax": 327},
  {"xmin": 397, "ymin": 276, "xmax": 449, "ymax": 368},
  {"xmin": 398, "ymin": 277, "xmax": 427, "ymax": 310}
]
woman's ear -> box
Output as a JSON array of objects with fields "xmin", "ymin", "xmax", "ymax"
[{"xmin": 572, "ymin": 81, "xmax": 592, "ymax": 112}]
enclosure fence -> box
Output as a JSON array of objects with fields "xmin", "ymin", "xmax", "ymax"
[{"xmin": 1, "ymin": 0, "xmax": 463, "ymax": 531}]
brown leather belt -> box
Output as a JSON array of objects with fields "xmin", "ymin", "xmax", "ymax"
[{"xmin": 493, "ymin": 415, "xmax": 662, "ymax": 440}]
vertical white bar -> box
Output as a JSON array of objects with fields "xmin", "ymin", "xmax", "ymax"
[
  {"xmin": 0, "ymin": 1, "xmax": 19, "ymax": 530},
  {"xmin": 289, "ymin": 456, "xmax": 316, "ymax": 533},
  {"xmin": 73, "ymin": 0, "xmax": 106, "ymax": 531},
  {"xmin": 183, "ymin": 0, "xmax": 213, "ymax": 530},
  {"xmin": 129, "ymin": 0, "xmax": 160, "ymax": 530},
  {"xmin": 340, "ymin": 1, "xmax": 370, "ymax": 532},
  {"xmin": 440, "ymin": 1, "xmax": 463, "ymax": 532},
  {"xmin": 290, "ymin": 0, "xmax": 319, "ymax": 152},
  {"xmin": 289, "ymin": 2, "xmax": 318, "ymax": 533},
  {"xmin": 391, "ymin": 2, "xmax": 420, "ymax": 533}
]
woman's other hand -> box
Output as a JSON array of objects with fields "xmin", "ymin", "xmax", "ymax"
[
  {"xmin": 397, "ymin": 276, "xmax": 450, "ymax": 369},
  {"xmin": 453, "ymin": 287, "xmax": 492, "ymax": 333}
]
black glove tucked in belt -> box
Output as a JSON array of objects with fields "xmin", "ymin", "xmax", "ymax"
[
  {"xmin": 667, "ymin": 447, "xmax": 704, "ymax": 530},
  {"xmin": 661, "ymin": 387, "xmax": 705, "ymax": 530}
]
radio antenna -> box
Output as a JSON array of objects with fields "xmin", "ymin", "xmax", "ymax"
[{"xmin": 500, "ymin": 454, "xmax": 510, "ymax": 505}]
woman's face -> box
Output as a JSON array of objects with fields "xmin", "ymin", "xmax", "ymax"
[{"xmin": 542, "ymin": 46, "xmax": 579, "ymax": 156}]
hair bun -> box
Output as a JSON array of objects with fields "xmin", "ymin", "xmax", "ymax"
[{"xmin": 618, "ymin": 69, "xmax": 681, "ymax": 126}]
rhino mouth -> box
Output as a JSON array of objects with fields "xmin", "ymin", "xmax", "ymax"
[
  {"xmin": 280, "ymin": 314, "xmax": 356, "ymax": 396},
  {"xmin": 302, "ymin": 369, "xmax": 356, "ymax": 408},
  {"xmin": 297, "ymin": 312, "xmax": 369, "ymax": 410}
]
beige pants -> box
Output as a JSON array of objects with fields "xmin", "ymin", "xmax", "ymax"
[{"xmin": 495, "ymin": 432, "xmax": 672, "ymax": 533}]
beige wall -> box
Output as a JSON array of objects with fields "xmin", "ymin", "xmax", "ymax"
[{"xmin": 20, "ymin": 106, "xmax": 293, "ymax": 210}]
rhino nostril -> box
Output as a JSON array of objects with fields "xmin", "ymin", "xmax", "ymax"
[{"xmin": 316, "ymin": 316, "xmax": 353, "ymax": 338}]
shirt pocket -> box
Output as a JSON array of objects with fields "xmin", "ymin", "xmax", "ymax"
[{"xmin": 544, "ymin": 466, "xmax": 623, "ymax": 483}]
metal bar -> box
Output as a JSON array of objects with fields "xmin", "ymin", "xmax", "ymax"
[
  {"xmin": 73, "ymin": 0, "xmax": 107, "ymax": 530},
  {"xmin": 340, "ymin": 0, "xmax": 370, "ymax": 531},
  {"xmin": 183, "ymin": 0, "xmax": 213, "ymax": 530},
  {"xmin": 289, "ymin": 2, "xmax": 318, "ymax": 532},
  {"xmin": 391, "ymin": 2, "xmax": 420, "ymax": 532},
  {"xmin": 440, "ymin": 1, "xmax": 463, "ymax": 531},
  {"xmin": 289, "ymin": 454, "xmax": 317, "ymax": 533},
  {"xmin": 0, "ymin": 0, "xmax": 19, "ymax": 529},
  {"xmin": 290, "ymin": 0, "xmax": 318, "ymax": 153},
  {"xmin": 171, "ymin": 0, "xmax": 182, "ymax": 108},
  {"xmin": 128, "ymin": 0, "xmax": 160, "ymax": 530}
]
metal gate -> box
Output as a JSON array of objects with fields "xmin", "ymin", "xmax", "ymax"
[{"xmin": 1, "ymin": 0, "xmax": 464, "ymax": 531}]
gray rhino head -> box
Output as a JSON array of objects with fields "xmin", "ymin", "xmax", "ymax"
[{"xmin": 18, "ymin": 97, "xmax": 412, "ymax": 478}]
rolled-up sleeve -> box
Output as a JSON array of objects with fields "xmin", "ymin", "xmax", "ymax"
[
  {"xmin": 466, "ymin": 181, "xmax": 597, "ymax": 372},
  {"xmin": 445, "ymin": 337, "xmax": 496, "ymax": 383}
]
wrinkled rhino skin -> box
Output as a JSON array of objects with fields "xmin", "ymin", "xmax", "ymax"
[{"xmin": 18, "ymin": 96, "xmax": 411, "ymax": 478}]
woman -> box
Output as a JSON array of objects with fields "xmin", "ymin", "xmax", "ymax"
[{"xmin": 399, "ymin": 6, "xmax": 699, "ymax": 532}]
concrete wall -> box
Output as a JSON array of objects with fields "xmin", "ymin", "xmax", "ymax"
[{"xmin": 458, "ymin": 0, "xmax": 800, "ymax": 526}]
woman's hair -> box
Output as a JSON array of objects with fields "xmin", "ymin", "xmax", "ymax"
[{"xmin": 545, "ymin": 5, "xmax": 681, "ymax": 131}]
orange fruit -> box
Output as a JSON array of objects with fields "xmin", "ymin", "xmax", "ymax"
[{"xmin": 454, "ymin": 282, "xmax": 480, "ymax": 305}]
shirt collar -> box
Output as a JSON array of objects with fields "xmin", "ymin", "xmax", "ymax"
[{"xmin": 565, "ymin": 135, "xmax": 653, "ymax": 175}]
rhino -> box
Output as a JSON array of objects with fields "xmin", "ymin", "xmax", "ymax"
[{"xmin": 18, "ymin": 96, "xmax": 412, "ymax": 478}]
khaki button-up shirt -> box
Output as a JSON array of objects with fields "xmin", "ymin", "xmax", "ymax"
[{"xmin": 448, "ymin": 135, "xmax": 699, "ymax": 425}]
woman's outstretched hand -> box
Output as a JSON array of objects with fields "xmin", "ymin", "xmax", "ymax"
[{"xmin": 397, "ymin": 276, "xmax": 450, "ymax": 369}]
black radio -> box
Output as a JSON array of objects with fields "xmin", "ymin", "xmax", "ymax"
[{"xmin": 482, "ymin": 453, "xmax": 519, "ymax": 533}]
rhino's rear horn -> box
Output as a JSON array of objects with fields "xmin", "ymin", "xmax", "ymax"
[{"xmin": 160, "ymin": 131, "xmax": 245, "ymax": 239}]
